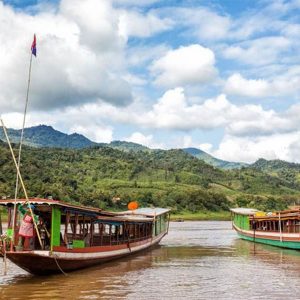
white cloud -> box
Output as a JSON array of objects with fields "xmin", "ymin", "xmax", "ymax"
[
  {"xmin": 126, "ymin": 44, "xmax": 169, "ymax": 67},
  {"xmin": 1, "ymin": 113, "xmax": 27, "ymax": 129},
  {"xmin": 60, "ymin": 0, "xmax": 122, "ymax": 53},
  {"xmin": 118, "ymin": 10, "xmax": 173, "ymax": 39},
  {"xmin": 124, "ymin": 132, "xmax": 154, "ymax": 147},
  {"xmin": 224, "ymin": 72, "xmax": 300, "ymax": 98},
  {"xmin": 230, "ymin": 12, "xmax": 283, "ymax": 40},
  {"xmin": 5, "ymin": 87, "xmax": 300, "ymax": 142},
  {"xmin": 156, "ymin": 7, "xmax": 231, "ymax": 41},
  {"xmin": 212, "ymin": 132, "xmax": 300, "ymax": 163},
  {"xmin": 2, "ymin": 104, "xmax": 114, "ymax": 143},
  {"xmin": 282, "ymin": 23, "xmax": 300, "ymax": 37},
  {"xmin": 113, "ymin": 0, "xmax": 160, "ymax": 7},
  {"xmin": 122, "ymin": 73, "xmax": 147, "ymax": 86},
  {"xmin": 199, "ymin": 143, "xmax": 213, "ymax": 153},
  {"xmin": 132, "ymin": 88, "xmax": 300, "ymax": 138},
  {"xmin": 182, "ymin": 135, "xmax": 193, "ymax": 148},
  {"xmin": 173, "ymin": 134, "xmax": 213, "ymax": 153},
  {"xmin": 223, "ymin": 37, "xmax": 291, "ymax": 66},
  {"xmin": 69, "ymin": 124, "xmax": 113, "ymax": 143},
  {"xmin": 68, "ymin": 88, "xmax": 284, "ymax": 136},
  {"xmin": 135, "ymin": 88, "xmax": 273, "ymax": 133},
  {"xmin": 150, "ymin": 44, "xmax": 218, "ymax": 87},
  {"xmin": 224, "ymin": 73, "xmax": 270, "ymax": 98},
  {"xmin": 0, "ymin": 0, "xmax": 132, "ymax": 114},
  {"xmin": 136, "ymin": 88, "xmax": 228, "ymax": 130}
]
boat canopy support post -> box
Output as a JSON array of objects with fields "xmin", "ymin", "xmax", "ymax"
[
  {"xmin": 253, "ymin": 216, "xmax": 256, "ymax": 244},
  {"xmin": 0, "ymin": 118, "xmax": 43, "ymax": 249},
  {"xmin": 0, "ymin": 211, "xmax": 2, "ymax": 235},
  {"xmin": 167, "ymin": 213, "xmax": 170, "ymax": 234},
  {"xmin": 3, "ymin": 240, "xmax": 7, "ymax": 275},
  {"xmin": 279, "ymin": 213, "xmax": 282, "ymax": 242}
]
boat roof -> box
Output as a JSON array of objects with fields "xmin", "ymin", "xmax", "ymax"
[
  {"xmin": 231, "ymin": 207, "xmax": 300, "ymax": 218},
  {"xmin": 116, "ymin": 208, "xmax": 171, "ymax": 217},
  {"xmin": 0, "ymin": 198, "xmax": 169, "ymax": 219},
  {"xmin": 230, "ymin": 208, "xmax": 258, "ymax": 215},
  {"xmin": 0, "ymin": 198, "xmax": 103, "ymax": 214}
]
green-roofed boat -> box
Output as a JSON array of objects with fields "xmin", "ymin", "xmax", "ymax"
[{"xmin": 231, "ymin": 207, "xmax": 300, "ymax": 249}]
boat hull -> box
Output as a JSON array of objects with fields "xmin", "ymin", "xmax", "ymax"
[
  {"xmin": 6, "ymin": 233, "xmax": 166, "ymax": 275},
  {"xmin": 233, "ymin": 224, "xmax": 300, "ymax": 249}
]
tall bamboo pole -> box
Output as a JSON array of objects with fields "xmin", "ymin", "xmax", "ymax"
[{"xmin": 0, "ymin": 118, "xmax": 43, "ymax": 248}]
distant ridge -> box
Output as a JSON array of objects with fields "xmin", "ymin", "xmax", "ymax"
[
  {"xmin": 0, "ymin": 125, "xmax": 96, "ymax": 149},
  {"xmin": 108, "ymin": 140, "xmax": 150, "ymax": 152},
  {"xmin": 183, "ymin": 147, "xmax": 248, "ymax": 170},
  {"xmin": 0, "ymin": 125, "xmax": 247, "ymax": 169}
]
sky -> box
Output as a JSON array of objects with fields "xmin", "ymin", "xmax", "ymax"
[{"xmin": 0, "ymin": 0, "xmax": 300, "ymax": 163}]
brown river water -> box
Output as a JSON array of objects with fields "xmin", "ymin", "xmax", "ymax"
[{"xmin": 1, "ymin": 221, "xmax": 300, "ymax": 299}]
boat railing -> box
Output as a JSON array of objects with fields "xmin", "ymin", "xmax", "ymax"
[{"xmin": 63, "ymin": 232, "xmax": 153, "ymax": 247}]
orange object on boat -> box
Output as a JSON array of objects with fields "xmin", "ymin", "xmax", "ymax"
[{"xmin": 128, "ymin": 201, "xmax": 138, "ymax": 210}]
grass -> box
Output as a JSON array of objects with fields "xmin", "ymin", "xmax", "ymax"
[{"xmin": 170, "ymin": 210, "xmax": 231, "ymax": 221}]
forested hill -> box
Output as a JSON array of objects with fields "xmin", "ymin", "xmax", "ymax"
[
  {"xmin": 0, "ymin": 143, "xmax": 299, "ymax": 212},
  {"xmin": 250, "ymin": 158, "xmax": 300, "ymax": 190},
  {"xmin": 252, "ymin": 158, "xmax": 300, "ymax": 172}
]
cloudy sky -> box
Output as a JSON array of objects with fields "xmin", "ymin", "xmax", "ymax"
[{"xmin": 0, "ymin": 0, "xmax": 300, "ymax": 163}]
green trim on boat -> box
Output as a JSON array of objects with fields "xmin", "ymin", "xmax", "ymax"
[
  {"xmin": 238, "ymin": 232, "xmax": 300, "ymax": 249},
  {"xmin": 51, "ymin": 206, "xmax": 61, "ymax": 250}
]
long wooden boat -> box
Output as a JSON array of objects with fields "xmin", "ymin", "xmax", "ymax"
[
  {"xmin": 231, "ymin": 207, "xmax": 300, "ymax": 249},
  {"xmin": 0, "ymin": 198, "xmax": 170, "ymax": 275}
]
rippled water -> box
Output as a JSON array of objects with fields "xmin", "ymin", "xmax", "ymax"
[{"xmin": 1, "ymin": 221, "xmax": 300, "ymax": 299}]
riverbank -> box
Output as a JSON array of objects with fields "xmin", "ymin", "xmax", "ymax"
[{"xmin": 170, "ymin": 211, "xmax": 231, "ymax": 221}]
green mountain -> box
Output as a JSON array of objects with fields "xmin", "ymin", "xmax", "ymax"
[
  {"xmin": 0, "ymin": 125, "xmax": 246, "ymax": 169},
  {"xmin": 0, "ymin": 125, "xmax": 96, "ymax": 148},
  {"xmin": 183, "ymin": 147, "xmax": 248, "ymax": 169},
  {"xmin": 0, "ymin": 125, "xmax": 151, "ymax": 152},
  {"xmin": 250, "ymin": 158, "xmax": 300, "ymax": 188}
]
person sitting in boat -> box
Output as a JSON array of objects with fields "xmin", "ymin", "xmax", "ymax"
[
  {"xmin": 37, "ymin": 215, "xmax": 50, "ymax": 250},
  {"xmin": 18, "ymin": 204, "xmax": 38, "ymax": 250}
]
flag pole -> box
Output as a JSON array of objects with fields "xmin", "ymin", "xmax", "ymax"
[{"xmin": 11, "ymin": 35, "xmax": 35, "ymax": 251}]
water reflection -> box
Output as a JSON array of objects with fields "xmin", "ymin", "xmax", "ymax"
[{"xmin": 1, "ymin": 221, "xmax": 300, "ymax": 299}]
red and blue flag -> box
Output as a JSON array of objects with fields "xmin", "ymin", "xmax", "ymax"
[{"xmin": 31, "ymin": 34, "xmax": 37, "ymax": 57}]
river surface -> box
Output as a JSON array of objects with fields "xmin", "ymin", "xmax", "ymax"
[{"xmin": 1, "ymin": 221, "xmax": 300, "ymax": 299}]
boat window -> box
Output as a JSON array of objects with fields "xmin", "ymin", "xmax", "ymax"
[{"xmin": 104, "ymin": 224, "xmax": 110, "ymax": 234}]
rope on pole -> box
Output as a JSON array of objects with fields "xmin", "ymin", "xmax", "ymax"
[{"xmin": 0, "ymin": 118, "xmax": 43, "ymax": 249}]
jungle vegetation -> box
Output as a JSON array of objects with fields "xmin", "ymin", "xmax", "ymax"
[{"xmin": 1, "ymin": 140, "xmax": 300, "ymax": 214}]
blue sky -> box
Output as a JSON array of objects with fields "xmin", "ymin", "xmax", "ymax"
[{"xmin": 0, "ymin": 0, "xmax": 300, "ymax": 163}]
